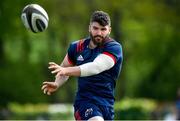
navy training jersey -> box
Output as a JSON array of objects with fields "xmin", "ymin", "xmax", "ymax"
[{"xmin": 67, "ymin": 37, "xmax": 123, "ymax": 107}]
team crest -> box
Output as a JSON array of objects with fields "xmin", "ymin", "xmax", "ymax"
[{"xmin": 85, "ymin": 108, "xmax": 93, "ymax": 117}]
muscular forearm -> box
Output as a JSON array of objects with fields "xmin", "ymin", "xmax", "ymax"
[
  {"xmin": 55, "ymin": 75, "xmax": 69, "ymax": 87},
  {"xmin": 59, "ymin": 54, "xmax": 114, "ymax": 77},
  {"xmin": 63, "ymin": 66, "xmax": 81, "ymax": 76},
  {"xmin": 60, "ymin": 54, "xmax": 80, "ymax": 76}
]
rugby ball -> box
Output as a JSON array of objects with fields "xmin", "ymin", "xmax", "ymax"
[{"xmin": 21, "ymin": 4, "xmax": 49, "ymax": 33}]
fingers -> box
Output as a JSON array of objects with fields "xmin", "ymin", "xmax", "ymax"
[
  {"xmin": 41, "ymin": 81, "xmax": 59, "ymax": 96},
  {"xmin": 47, "ymin": 91, "xmax": 51, "ymax": 95},
  {"xmin": 48, "ymin": 62, "xmax": 63, "ymax": 75},
  {"xmin": 41, "ymin": 84, "xmax": 46, "ymax": 90},
  {"xmin": 56, "ymin": 72, "xmax": 61, "ymax": 78},
  {"xmin": 48, "ymin": 64, "xmax": 59, "ymax": 70},
  {"xmin": 48, "ymin": 65, "xmax": 59, "ymax": 69},
  {"xmin": 42, "ymin": 86, "xmax": 52, "ymax": 95},
  {"xmin": 48, "ymin": 62, "xmax": 59, "ymax": 69},
  {"xmin": 42, "ymin": 81, "xmax": 53, "ymax": 88},
  {"xmin": 42, "ymin": 62, "xmax": 62, "ymax": 95},
  {"xmin": 49, "ymin": 62, "xmax": 58, "ymax": 66},
  {"xmin": 49, "ymin": 62, "xmax": 59, "ymax": 67},
  {"xmin": 42, "ymin": 83, "xmax": 49, "ymax": 95},
  {"xmin": 51, "ymin": 68, "xmax": 61, "ymax": 74},
  {"xmin": 43, "ymin": 88, "xmax": 48, "ymax": 94},
  {"xmin": 41, "ymin": 82, "xmax": 54, "ymax": 95},
  {"xmin": 43, "ymin": 87, "xmax": 51, "ymax": 95}
]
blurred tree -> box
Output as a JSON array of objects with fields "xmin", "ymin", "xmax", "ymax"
[{"xmin": 121, "ymin": 0, "xmax": 180, "ymax": 100}]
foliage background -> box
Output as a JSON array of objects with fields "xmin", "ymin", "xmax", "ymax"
[{"xmin": 0, "ymin": 0, "xmax": 179, "ymax": 120}]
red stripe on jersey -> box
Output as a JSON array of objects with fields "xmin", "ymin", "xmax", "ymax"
[
  {"xmin": 74, "ymin": 110, "xmax": 81, "ymax": 120},
  {"xmin": 76, "ymin": 39, "xmax": 84, "ymax": 52},
  {"xmin": 103, "ymin": 52, "xmax": 116, "ymax": 64},
  {"xmin": 79, "ymin": 40, "xmax": 82, "ymax": 52},
  {"xmin": 80, "ymin": 40, "xmax": 84, "ymax": 52},
  {"xmin": 67, "ymin": 54, "xmax": 74, "ymax": 65},
  {"xmin": 76, "ymin": 42, "xmax": 80, "ymax": 52}
]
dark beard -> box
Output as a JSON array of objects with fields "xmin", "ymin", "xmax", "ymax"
[{"xmin": 90, "ymin": 33, "xmax": 107, "ymax": 46}]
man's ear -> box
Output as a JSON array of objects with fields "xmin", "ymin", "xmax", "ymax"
[{"xmin": 109, "ymin": 26, "xmax": 111, "ymax": 34}]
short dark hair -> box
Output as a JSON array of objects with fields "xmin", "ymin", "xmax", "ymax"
[{"xmin": 90, "ymin": 11, "xmax": 111, "ymax": 26}]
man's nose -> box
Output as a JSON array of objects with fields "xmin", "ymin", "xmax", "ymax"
[{"xmin": 96, "ymin": 30, "xmax": 102, "ymax": 35}]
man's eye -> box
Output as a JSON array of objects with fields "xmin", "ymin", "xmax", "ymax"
[
  {"xmin": 101, "ymin": 28, "xmax": 107, "ymax": 31},
  {"xmin": 93, "ymin": 27, "xmax": 98, "ymax": 30}
]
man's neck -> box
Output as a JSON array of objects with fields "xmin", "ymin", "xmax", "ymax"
[{"xmin": 89, "ymin": 40, "xmax": 97, "ymax": 49}]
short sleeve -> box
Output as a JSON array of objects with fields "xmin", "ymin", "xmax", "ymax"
[
  {"xmin": 67, "ymin": 42, "xmax": 77, "ymax": 65},
  {"xmin": 103, "ymin": 41, "xmax": 123, "ymax": 64}
]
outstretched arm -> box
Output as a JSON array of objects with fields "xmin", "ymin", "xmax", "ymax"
[
  {"xmin": 50, "ymin": 53, "xmax": 115, "ymax": 77},
  {"xmin": 41, "ymin": 54, "xmax": 73, "ymax": 95}
]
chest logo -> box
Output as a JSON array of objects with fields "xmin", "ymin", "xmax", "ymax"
[
  {"xmin": 85, "ymin": 108, "xmax": 93, "ymax": 117},
  {"xmin": 77, "ymin": 55, "xmax": 84, "ymax": 61}
]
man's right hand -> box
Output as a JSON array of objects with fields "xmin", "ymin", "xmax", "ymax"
[{"xmin": 41, "ymin": 81, "xmax": 59, "ymax": 95}]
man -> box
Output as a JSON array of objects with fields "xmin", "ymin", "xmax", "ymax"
[{"xmin": 41, "ymin": 11, "xmax": 123, "ymax": 121}]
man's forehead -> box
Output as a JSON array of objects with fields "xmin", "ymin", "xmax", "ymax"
[{"xmin": 90, "ymin": 22, "xmax": 109, "ymax": 28}]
